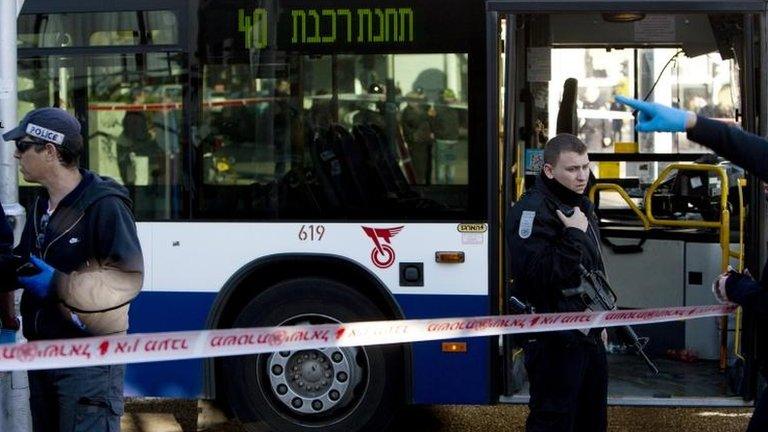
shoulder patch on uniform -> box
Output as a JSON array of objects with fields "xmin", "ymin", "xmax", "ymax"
[{"xmin": 518, "ymin": 210, "xmax": 536, "ymax": 239}]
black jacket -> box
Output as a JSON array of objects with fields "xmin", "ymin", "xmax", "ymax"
[
  {"xmin": 16, "ymin": 170, "xmax": 143, "ymax": 340},
  {"xmin": 687, "ymin": 117, "xmax": 768, "ymax": 314},
  {"xmin": 0, "ymin": 205, "xmax": 13, "ymax": 252},
  {"xmin": 508, "ymin": 174, "xmax": 605, "ymax": 342},
  {"xmin": 686, "ymin": 116, "xmax": 768, "ymax": 373},
  {"xmin": 0, "ymin": 205, "xmax": 17, "ymax": 289}
]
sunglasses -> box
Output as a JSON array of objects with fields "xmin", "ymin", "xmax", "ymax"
[{"xmin": 15, "ymin": 138, "xmax": 47, "ymax": 153}]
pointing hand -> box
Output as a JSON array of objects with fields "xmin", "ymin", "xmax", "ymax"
[{"xmin": 614, "ymin": 96, "xmax": 696, "ymax": 133}]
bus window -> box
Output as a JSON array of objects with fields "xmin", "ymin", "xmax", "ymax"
[
  {"xmin": 549, "ymin": 48, "xmax": 738, "ymax": 157},
  {"xmin": 197, "ymin": 52, "xmax": 471, "ymax": 220},
  {"xmin": 548, "ymin": 48, "xmax": 636, "ymax": 154},
  {"xmin": 199, "ymin": 64, "xmax": 285, "ymax": 186},
  {"xmin": 302, "ymin": 53, "xmax": 469, "ymax": 186},
  {"xmin": 18, "ymin": 11, "xmax": 178, "ymax": 48},
  {"xmin": 17, "ymin": 58, "xmax": 75, "ymax": 114},
  {"xmin": 86, "ymin": 53, "xmax": 185, "ymax": 220},
  {"xmin": 544, "ymin": 46, "xmax": 739, "ymax": 198},
  {"xmin": 16, "ymin": 58, "xmax": 77, "ymax": 188}
]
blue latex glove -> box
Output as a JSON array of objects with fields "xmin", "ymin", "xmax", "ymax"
[
  {"xmin": 614, "ymin": 96, "xmax": 689, "ymax": 133},
  {"xmin": 18, "ymin": 255, "xmax": 55, "ymax": 298}
]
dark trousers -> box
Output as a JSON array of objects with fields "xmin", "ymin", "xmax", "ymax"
[
  {"xmin": 748, "ymin": 385, "xmax": 768, "ymax": 431},
  {"xmin": 29, "ymin": 364, "xmax": 125, "ymax": 432},
  {"xmin": 525, "ymin": 338, "xmax": 607, "ymax": 432}
]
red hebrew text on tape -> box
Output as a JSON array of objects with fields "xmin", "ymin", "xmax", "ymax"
[{"xmin": 0, "ymin": 304, "xmax": 736, "ymax": 372}]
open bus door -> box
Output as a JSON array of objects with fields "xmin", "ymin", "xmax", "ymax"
[{"xmin": 496, "ymin": 0, "xmax": 766, "ymax": 406}]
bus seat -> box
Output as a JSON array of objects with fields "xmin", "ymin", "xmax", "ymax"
[
  {"xmin": 366, "ymin": 124, "xmax": 418, "ymax": 198},
  {"xmin": 354, "ymin": 124, "xmax": 401, "ymax": 198},
  {"xmin": 361, "ymin": 125, "xmax": 444, "ymax": 212},
  {"xmin": 307, "ymin": 130, "xmax": 343, "ymax": 212},
  {"xmin": 349, "ymin": 125, "xmax": 391, "ymax": 201},
  {"xmin": 329, "ymin": 124, "xmax": 369, "ymax": 207},
  {"xmin": 278, "ymin": 167, "xmax": 324, "ymax": 217}
]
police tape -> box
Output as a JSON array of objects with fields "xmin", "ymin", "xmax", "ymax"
[{"xmin": 0, "ymin": 304, "xmax": 736, "ymax": 371}]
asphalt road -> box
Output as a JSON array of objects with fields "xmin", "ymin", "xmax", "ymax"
[{"xmin": 123, "ymin": 399, "xmax": 754, "ymax": 431}]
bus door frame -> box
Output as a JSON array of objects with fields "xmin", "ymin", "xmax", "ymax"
[
  {"xmin": 489, "ymin": 0, "xmax": 768, "ymax": 402},
  {"xmin": 740, "ymin": 5, "xmax": 768, "ymax": 403}
]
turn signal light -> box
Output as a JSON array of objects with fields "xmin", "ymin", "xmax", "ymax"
[
  {"xmin": 442, "ymin": 342, "xmax": 467, "ymax": 353},
  {"xmin": 435, "ymin": 251, "xmax": 465, "ymax": 263}
]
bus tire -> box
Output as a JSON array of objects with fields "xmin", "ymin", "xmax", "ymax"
[{"xmin": 222, "ymin": 278, "xmax": 403, "ymax": 432}]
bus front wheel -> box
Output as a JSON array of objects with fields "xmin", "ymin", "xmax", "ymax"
[{"xmin": 222, "ymin": 278, "xmax": 403, "ymax": 432}]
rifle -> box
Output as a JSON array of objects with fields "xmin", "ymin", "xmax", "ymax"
[{"xmin": 562, "ymin": 265, "xmax": 660, "ymax": 375}]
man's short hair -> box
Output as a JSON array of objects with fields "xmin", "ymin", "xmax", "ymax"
[{"xmin": 543, "ymin": 134, "xmax": 588, "ymax": 166}]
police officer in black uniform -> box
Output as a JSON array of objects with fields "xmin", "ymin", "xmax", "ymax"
[
  {"xmin": 508, "ymin": 134, "xmax": 607, "ymax": 432},
  {"xmin": 616, "ymin": 95, "xmax": 768, "ymax": 432}
]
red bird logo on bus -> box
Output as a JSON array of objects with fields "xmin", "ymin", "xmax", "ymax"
[{"xmin": 361, "ymin": 226, "xmax": 404, "ymax": 269}]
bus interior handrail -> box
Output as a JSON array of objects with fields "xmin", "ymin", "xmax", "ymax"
[{"xmin": 589, "ymin": 162, "xmax": 746, "ymax": 365}]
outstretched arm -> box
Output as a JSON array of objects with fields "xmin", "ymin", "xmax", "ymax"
[
  {"xmin": 687, "ymin": 116, "xmax": 768, "ymax": 183},
  {"xmin": 615, "ymin": 96, "xmax": 768, "ymax": 182}
]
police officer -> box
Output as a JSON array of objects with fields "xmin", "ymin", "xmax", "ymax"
[
  {"xmin": 508, "ymin": 134, "xmax": 607, "ymax": 432},
  {"xmin": 2, "ymin": 107, "xmax": 144, "ymax": 431},
  {"xmin": 616, "ymin": 95, "xmax": 768, "ymax": 432}
]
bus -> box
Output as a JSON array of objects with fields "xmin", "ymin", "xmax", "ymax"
[{"xmin": 10, "ymin": 0, "xmax": 767, "ymax": 430}]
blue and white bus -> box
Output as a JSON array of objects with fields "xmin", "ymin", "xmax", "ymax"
[{"xmin": 10, "ymin": 0, "xmax": 768, "ymax": 430}]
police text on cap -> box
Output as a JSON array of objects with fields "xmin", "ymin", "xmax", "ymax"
[{"xmin": 25, "ymin": 123, "xmax": 65, "ymax": 145}]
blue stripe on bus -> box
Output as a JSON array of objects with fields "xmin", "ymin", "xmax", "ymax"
[
  {"xmin": 125, "ymin": 291, "xmax": 215, "ymax": 397},
  {"xmin": 395, "ymin": 294, "xmax": 491, "ymax": 405},
  {"xmin": 125, "ymin": 292, "xmax": 491, "ymax": 405}
]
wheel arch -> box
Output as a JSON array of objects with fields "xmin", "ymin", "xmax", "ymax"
[{"xmin": 203, "ymin": 253, "xmax": 411, "ymax": 404}]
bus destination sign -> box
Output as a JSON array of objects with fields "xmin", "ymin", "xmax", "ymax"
[{"xmin": 238, "ymin": 6, "xmax": 415, "ymax": 50}]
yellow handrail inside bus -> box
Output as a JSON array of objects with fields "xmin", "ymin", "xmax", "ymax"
[
  {"xmin": 735, "ymin": 178, "xmax": 746, "ymax": 271},
  {"xmin": 733, "ymin": 178, "xmax": 746, "ymax": 361},
  {"xmin": 590, "ymin": 163, "xmax": 746, "ymax": 366},
  {"xmin": 516, "ymin": 144, "xmax": 525, "ymax": 200},
  {"xmin": 588, "ymin": 184, "xmax": 650, "ymax": 230},
  {"xmin": 644, "ymin": 164, "xmax": 730, "ymax": 270}
]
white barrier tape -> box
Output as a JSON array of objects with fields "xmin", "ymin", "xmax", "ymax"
[{"xmin": 0, "ymin": 304, "xmax": 736, "ymax": 371}]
